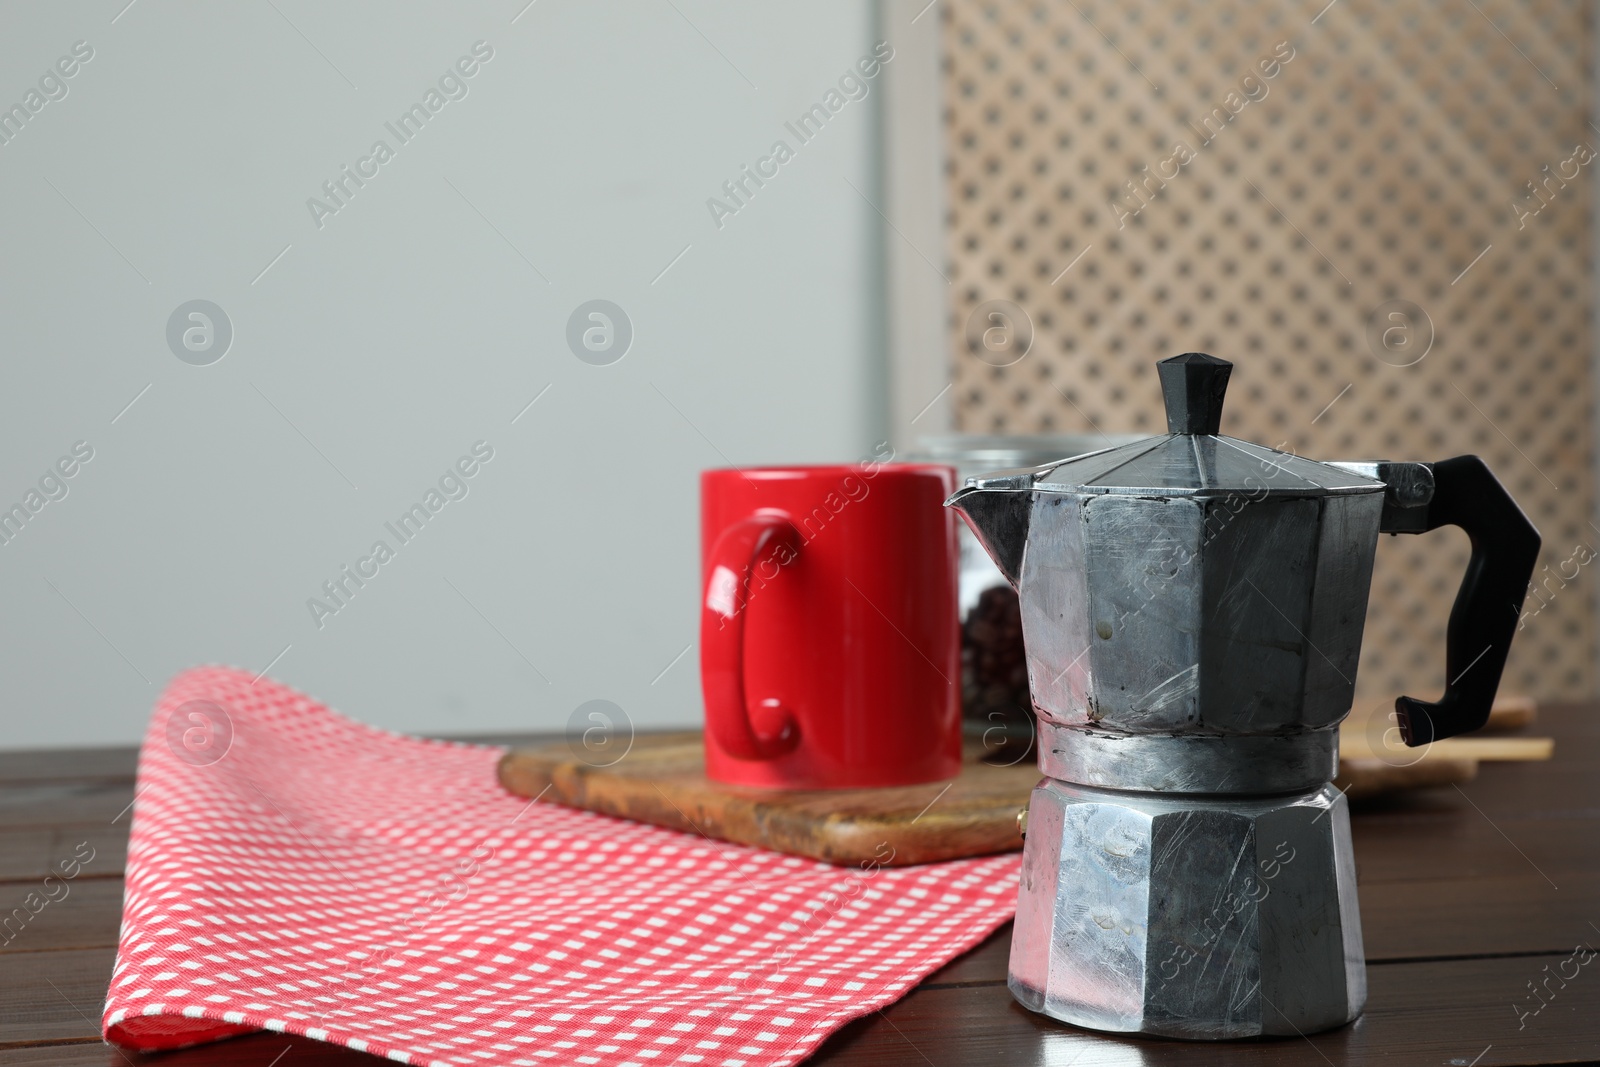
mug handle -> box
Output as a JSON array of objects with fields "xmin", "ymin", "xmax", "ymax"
[{"xmin": 700, "ymin": 512, "xmax": 802, "ymax": 760}]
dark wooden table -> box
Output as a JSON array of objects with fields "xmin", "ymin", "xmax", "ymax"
[{"xmin": 4, "ymin": 706, "xmax": 1597, "ymax": 1066}]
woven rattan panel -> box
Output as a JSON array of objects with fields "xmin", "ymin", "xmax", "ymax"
[{"xmin": 942, "ymin": 0, "xmax": 1595, "ymax": 701}]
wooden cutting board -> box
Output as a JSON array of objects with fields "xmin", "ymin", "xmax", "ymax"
[
  {"xmin": 498, "ymin": 697, "xmax": 1549, "ymax": 866},
  {"xmin": 498, "ymin": 733, "xmax": 1033, "ymax": 867}
]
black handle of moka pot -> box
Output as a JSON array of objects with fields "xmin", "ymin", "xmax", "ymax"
[{"xmin": 1387, "ymin": 456, "xmax": 1541, "ymax": 746}]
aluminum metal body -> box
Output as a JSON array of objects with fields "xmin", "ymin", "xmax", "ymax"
[
  {"xmin": 1022, "ymin": 472, "xmax": 1385, "ymax": 793},
  {"xmin": 944, "ymin": 354, "xmax": 1506, "ymax": 1040},
  {"xmin": 1011, "ymin": 779, "xmax": 1364, "ymax": 1038},
  {"xmin": 952, "ymin": 434, "xmax": 1395, "ymax": 791}
]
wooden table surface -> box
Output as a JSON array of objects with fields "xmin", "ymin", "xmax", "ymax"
[{"xmin": 3, "ymin": 706, "xmax": 1597, "ymax": 1066}]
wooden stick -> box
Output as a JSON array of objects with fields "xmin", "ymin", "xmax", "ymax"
[{"xmin": 1338, "ymin": 734, "xmax": 1552, "ymax": 763}]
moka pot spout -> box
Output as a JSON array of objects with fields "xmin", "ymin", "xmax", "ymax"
[{"xmin": 944, "ymin": 473, "xmax": 1035, "ymax": 589}]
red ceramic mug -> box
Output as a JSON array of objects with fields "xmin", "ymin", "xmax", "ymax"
[{"xmin": 700, "ymin": 458, "xmax": 961, "ymax": 789}]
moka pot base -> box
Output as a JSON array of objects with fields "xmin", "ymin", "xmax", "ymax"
[{"xmin": 1009, "ymin": 776, "xmax": 1365, "ymax": 1039}]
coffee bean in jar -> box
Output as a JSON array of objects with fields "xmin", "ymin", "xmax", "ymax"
[{"xmin": 961, "ymin": 583, "xmax": 1034, "ymax": 761}]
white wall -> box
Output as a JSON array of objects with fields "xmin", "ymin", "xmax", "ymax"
[{"xmin": 0, "ymin": 1, "xmax": 894, "ymax": 748}]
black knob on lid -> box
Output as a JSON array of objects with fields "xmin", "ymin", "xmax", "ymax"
[{"xmin": 1157, "ymin": 352, "xmax": 1233, "ymax": 435}]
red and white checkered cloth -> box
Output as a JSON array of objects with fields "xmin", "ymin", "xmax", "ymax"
[{"xmin": 104, "ymin": 667, "xmax": 1021, "ymax": 1066}]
